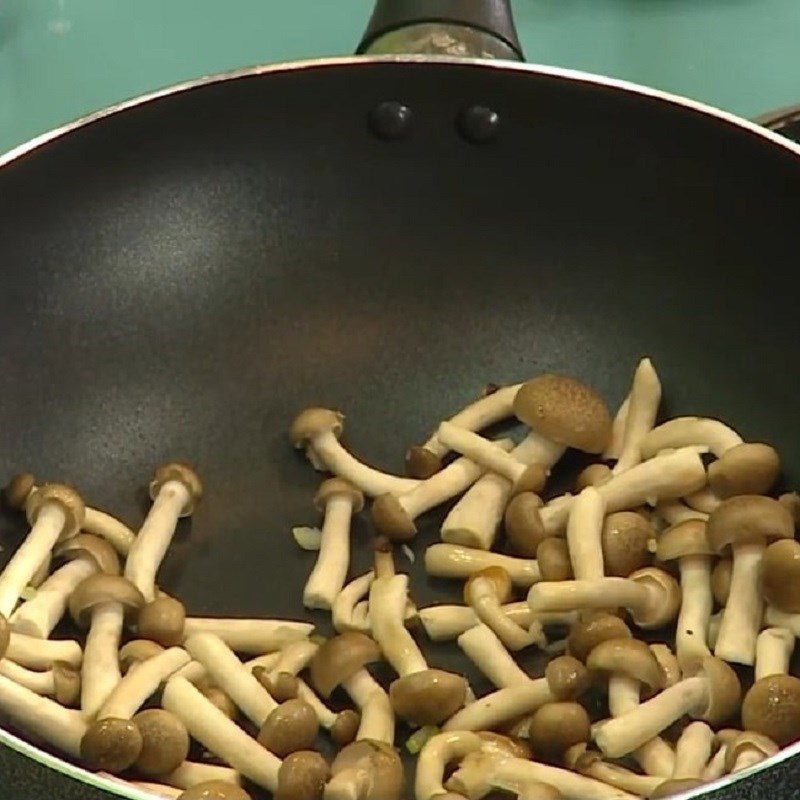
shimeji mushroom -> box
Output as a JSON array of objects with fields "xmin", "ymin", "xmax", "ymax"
[
  {"xmin": 69, "ymin": 574, "xmax": 145, "ymax": 717},
  {"xmin": 724, "ymin": 731, "xmax": 779, "ymax": 773},
  {"xmin": 576, "ymin": 464, "xmax": 613, "ymax": 491},
  {"xmin": 504, "ymin": 492, "xmax": 551, "ymax": 557},
  {"xmin": 405, "ymin": 382, "xmax": 523, "ymax": 479},
  {"xmin": 6, "ymin": 630, "xmax": 82, "ymax": 669},
  {"xmin": 257, "ymin": 698, "xmax": 320, "ymax": 757},
  {"xmin": 290, "ymin": 408, "xmax": 419, "ymax": 496},
  {"xmin": 10, "ymin": 534, "xmax": 120, "ymax": 638},
  {"xmin": 133, "ymin": 708, "xmax": 191, "ymax": 778},
  {"xmin": 333, "ymin": 572, "xmax": 375, "ymax": 633},
  {"xmin": 254, "ymin": 637, "xmax": 320, "ymax": 701},
  {"xmin": 118, "ymin": 640, "xmax": 165, "ymax": 674},
  {"xmin": 600, "ymin": 512, "xmax": 653, "ymax": 578},
  {"xmin": 537, "ymin": 539, "xmax": 573, "ymax": 581},
  {"xmin": 779, "ymin": 491, "xmax": 800, "ymax": 524},
  {"xmin": 0, "ymin": 672, "xmax": 87, "ymax": 758},
  {"xmin": 182, "ymin": 617, "xmax": 313, "ymax": 654},
  {"xmin": 565, "ymin": 487, "xmax": 606, "ymax": 580},
  {"xmin": 656, "ymin": 520, "xmax": 715, "ymax": 669},
  {"xmin": 761, "ymin": 538, "xmax": 800, "ymax": 613},
  {"xmin": 304, "ymin": 478, "xmax": 364, "ymax": 610},
  {"xmin": 564, "ymin": 744, "xmax": 662, "ymax": 797},
  {"xmin": 164, "ymin": 761, "xmax": 241, "ymax": 791},
  {"xmin": 415, "ymin": 730, "xmax": 484, "ymax": 800},
  {"xmin": 275, "ymin": 751, "xmax": 329, "ymax": 800},
  {"xmin": 125, "ymin": 462, "xmax": 203, "ymax": 602},
  {"xmin": 671, "ymin": 721, "xmax": 714, "ymax": 780},
  {"xmin": 527, "ymin": 567, "xmax": 681, "ymax": 630},
  {"xmin": 293, "ymin": 678, "xmax": 360, "ymax": 745},
  {"xmin": 587, "ymin": 637, "xmax": 666, "ymax": 704},
  {"xmin": 592, "ymin": 656, "xmax": 741, "ymax": 758},
  {"xmin": 603, "ymin": 395, "xmax": 630, "ymax": 461},
  {"xmin": 754, "ymin": 627, "xmax": 795, "ymax": 681},
  {"xmin": 441, "ymin": 432, "xmax": 565, "ymax": 550},
  {"xmin": 528, "ymin": 702, "xmax": 591, "ymax": 762},
  {"xmin": 0, "ymin": 659, "xmax": 80, "ymax": 706},
  {"xmin": 373, "ymin": 439, "xmax": 515, "ymax": 542},
  {"xmin": 425, "ymin": 544, "xmax": 541, "ymax": 588},
  {"xmin": 458, "ymin": 624, "xmax": 531, "ymax": 688},
  {"xmin": 324, "ymin": 739, "xmax": 404, "ymax": 800},
  {"xmin": 701, "ymin": 729, "xmax": 740, "ymax": 781},
  {"xmin": 612, "ymin": 358, "xmax": 662, "ymax": 474},
  {"xmin": 0, "ymin": 483, "xmax": 84, "ymax": 617},
  {"xmin": 649, "ymin": 779, "xmax": 706, "ymax": 798},
  {"xmin": 341, "ymin": 667, "xmax": 394, "ymax": 745},
  {"xmin": 707, "ymin": 496, "xmax": 793, "ymax": 665},
  {"xmin": 707, "ymin": 443, "xmax": 781, "ymax": 499},
  {"xmin": 138, "ymin": 595, "xmax": 187, "ymax": 648},
  {"xmin": 639, "ymin": 417, "xmax": 743, "ymax": 460}
]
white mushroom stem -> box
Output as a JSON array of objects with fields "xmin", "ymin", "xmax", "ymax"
[
  {"xmin": 593, "ymin": 676, "xmax": 710, "ymax": 758},
  {"xmin": 171, "ymin": 660, "xmax": 208, "ymax": 684},
  {"xmin": 566, "ymin": 487, "xmax": 606, "ymax": 580},
  {"xmin": 0, "ymin": 503, "xmax": 67, "ymax": 616},
  {"xmin": 164, "ymin": 761, "xmax": 241, "ymax": 789},
  {"xmin": 0, "ymin": 673, "xmax": 86, "ymax": 758},
  {"xmin": 442, "ymin": 432, "xmax": 565, "ymax": 550},
  {"xmin": 675, "ymin": 555, "xmax": 713, "ymax": 670},
  {"xmin": 714, "ymin": 542, "xmax": 764, "ymax": 665},
  {"xmin": 6, "ymin": 632, "xmax": 82, "ymax": 669},
  {"xmin": 9, "ymin": 557, "xmax": 97, "ymax": 638},
  {"xmin": 295, "ymin": 678, "xmax": 342, "ymax": 730},
  {"xmin": 672, "ymin": 721, "xmax": 714, "ymax": 779},
  {"xmin": 764, "ymin": 607, "xmax": 800, "ymax": 637},
  {"xmin": 426, "ymin": 544, "xmax": 541, "ymax": 588},
  {"xmin": 268, "ymin": 638, "xmax": 319, "ymax": 679},
  {"xmin": 184, "ymin": 632, "xmax": 277, "ymax": 725},
  {"xmin": 370, "ymin": 574, "xmax": 427, "ymax": 676},
  {"xmin": 603, "ymin": 394, "xmax": 630, "ymax": 461},
  {"xmin": 421, "ymin": 384, "xmax": 522, "ymax": 459},
  {"xmin": 613, "ymin": 358, "xmax": 661, "ymax": 474},
  {"xmin": 755, "ymin": 627, "xmax": 795, "ymax": 680},
  {"xmin": 707, "ymin": 611, "xmax": 723, "ymax": 650},
  {"xmin": 607, "ymin": 674, "xmax": 675, "ymax": 778},
  {"xmin": 82, "ymin": 602, "xmax": 125, "ymax": 718},
  {"xmin": 182, "ymin": 617, "xmax": 313, "ymax": 654},
  {"xmin": 467, "ymin": 575, "xmax": 541, "ymax": 651},
  {"xmin": 539, "ymin": 449, "xmax": 707, "ymax": 535},
  {"xmin": 125, "ymin": 480, "xmax": 190, "ymax": 602},
  {"xmin": 442, "ymin": 679, "xmax": 555, "ymax": 731},
  {"xmin": 458, "ymin": 624, "xmax": 530, "ymax": 688},
  {"xmin": 527, "ymin": 578, "xmax": 658, "ymax": 618},
  {"xmin": 640, "ymin": 417, "xmax": 743, "ymax": 460},
  {"xmin": 416, "ymin": 730, "xmax": 483, "ymax": 800},
  {"xmin": 343, "ymin": 669, "xmax": 394, "ymax": 744},
  {"xmin": 98, "ymin": 647, "xmax": 191, "ymax": 719},
  {"xmin": 333, "ymin": 571, "xmax": 374, "ymax": 633},
  {"xmin": 303, "ymin": 494, "xmax": 358, "ymax": 611},
  {"xmin": 162, "ymin": 676, "xmax": 281, "ymax": 791},
  {"xmin": 83, "ymin": 507, "xmax": 136, "ymax": 555},
  {"xmin": 683, "ymin": 488, "xmax": 722, "ymax": 515},
  {"xmin": 0, "ymin": 660, "xmax": 60, "ymax": 697},
  {"xmin": 655, "ymin": 500, "xmax": 707, "ymax": 526},
  {"xmin": 702, "ymin": 743, "xmax": 730, "ymax": 781}
]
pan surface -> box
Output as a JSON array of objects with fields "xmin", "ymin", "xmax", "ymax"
[{"xmin": 0, "ymin": 57, "xmax": 799, "ymax": 799}]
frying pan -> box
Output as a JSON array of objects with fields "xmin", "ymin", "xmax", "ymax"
[{"xmin": 1, "ymin": 1, "xmax": 799, "ymax": 798}]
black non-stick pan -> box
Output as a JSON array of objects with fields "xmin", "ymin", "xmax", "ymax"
[{"xmin": 1, "ymin": 2, "xmax": 799, "ymax": 798}]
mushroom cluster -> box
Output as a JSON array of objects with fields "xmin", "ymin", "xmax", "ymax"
[{"xmin": 1, "ymin": 360, "xmax": 799, "ymax": 800}]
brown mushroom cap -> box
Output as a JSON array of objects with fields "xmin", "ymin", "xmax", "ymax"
[
  {"xmin": 257, "ymin": 699, "xmax": 320, "ymax": 757},
  {"xmin": 778, "ymin": 492, "xmax": 800, "ymax": 525},
  {"xmin": 290, "ymin": 408, "xmax": 344, "ymax": 448},
  {"xmin": 528, "ymin": 702, "xmax": 590, "ymax": 762},
  {"xmin": 150, "ymin": 461, "xmax": 203, "ymax": 514},
  {"xmin": 687, "ymin": 656, "xmax": 741, "ymax": 725},
  {"xmin": 514, "ymin": 375, "xmax": 612, "ymax": 454},
  {"xmin": 741, "ymin": 674, "xmax": 800, "ymax": 746},
  {"xmin": 55, "ymin": 533, "xmax": 121, "ymax": 576},
  {"xmin": 602, "ymin": 512, "xmax": 654, "ymax": 577},
  {"xmin": 405, "ymin": 446, "xmax": 444, "ymax": 480},
  {"xmin": 178, "ymin": 781, "xmax": 252, "ymax": 800},
  {"xmin": 314, "ymin": 477, "xmax": 365, "ymax": 514},
  {"xmin": 761, "ymin": 539, "xmax": 800, "ymax": 613},
  {"xmin": 53, "ymin": 661, "xmax": 81, "ymax": 706},
  {"xmin": 587, "ymin": 638, "xmax": 665, "ymax": 691},
  {"xmin": 708, "ymin": 443, "xmax": 780, "ymax": 499},
  {"xmin": 331, "ymin": 709, "xmax": 361, "ymax": 746},
  {"xmin": 119, "ymin": 640, "xmax": 165, "ymax": 674},
  {"xmin": 81, "ymin": 717, "xmax": 143, "ymax": 773},
  {"xmin": 656, "ymin": 520, "xmax": 714, "ymax": 562},
  {"xmin": 253, "ymin": 667, "xmax": 299, "ymax": 703},
  {"xmin": 537, "ymin": 538, "xmax": 573, "ymax": 581},
  {"xmin": 310, "ymin": 632, "xmax": 381, "ymax": 698},
  {"xmin": 69, "ymin": 574, "xmax": 145, "ymax": 627},
  {"xmin": 464, "ymin": 567, "xmax": 513, "ymax": 605},
  {"xmin": 512, "ymin": 463, "xmax": 549, "ymax": 497},
  {"xmin": 200, "ymin": 686, "xmax": 239, "ymax": 721},
  {"xmin": 26, "ymin": 483, "xmax": 85, "ymax": 540},
  {"xmin": 137, "ymin": 596, "xmax": 186, "ymax": 647},
  {"xmin": 478, "ymin": 731, "xmax": 533, "ymax": 760},
  {"xmin": 275, "ymin": 750, "xmax": 329, "ymax": 800},
  {"xmin": 331, "ymin": 740, "xmax": 403, "ymax": 800},
  {"xmin": 4, "ymin": 472, "xmax": 36, "ymax": 510},
  {"xmin": 724, "ymin": 731, "xmax": 779, "ymax": 773},
  {"xmin": 0, "ymin": 613, "xmax": 9, "ymax": 661},
  {"xmin": 567, "ymin": 613, "xmax": 632, "ymax": 663},
  {"xmin": 649, "ymin": 778, "xmax": 705, "ymax": 798},
  {"xmin": 627, "ymin": 568, "xmax": 682, "ymax": 628},
  {"xmin": 389, "ymin": 668, "xmax": 467, "ymax": 726},
  {"xmin": 706, "ymin": 495, "xmax": 794, "ymax": 553},
  {"xmin": 503, "ymin": 492, "xmax": 546, "ymax": 557},
  {"xmin": 132, "ymin": 708, "xmax": 190, "ymax": 777},
  {"xmin": 371, "ymin": 493, "xmax": 416, "ymax": 542},
  {"xmin": 576, "ymin": 464, "xmax": 612, "ymax": 492},
  {"xmin": 545, "ymin": 655, "xmax": 591, "ymax": 701},
  {"xmin": 711, "ymin": 559, "xmax": 732, "ymax": 607}
]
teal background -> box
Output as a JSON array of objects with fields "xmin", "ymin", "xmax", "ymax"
[{"xmin": 2, "ymin": 1, "xmax": 800, "ymax": 155}]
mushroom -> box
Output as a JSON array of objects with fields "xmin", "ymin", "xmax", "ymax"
[
  {"xmin": 257, "ymin": 698, "xmax": 319, "ymax": 757},
  {"xmin": 125, "ymin": 461, "xmax": 203, "ymax": 602},
  {"xmin": 163, "ymin": 676, "xmax": 282, "ymax": 792},
  {"xmin": 544, "ymin": 655, "xmax": 592, "ymax": 701},
  {"xmin": 576, "ymin": 464, "xmax": 613, "ymax": 491},
  {"xmin": 69, "ymin": 573, "xmax": 145, "ymax": 717},
  {"xmin": 513, "ymin": 374, "xmax": 613, "ymax": 455},
  {"xmin": 304, "ymin": 478, "xmax": 364, "ymax": 609},
  {"xmin": 138, "ymin": 595, "xmax": 187, "ymax": 648},
  {"xmin": 133, "ymin": 708, "xmax": 191, "ymax": 777},
  {"xmin": 0, "ymin": 483, "xmax": 84, "ymax": 617},
  {"xmin": 537, "ymin": 539, "xmax": 573, "ymax": 581},
  {"xmin": 764, "ymin": 605, "xmax": 800, "ymax": 636},
  {"xmin": 566, "ymin": 613, "xmax": 632, "ymax": 662},
  {"xmin": 711, "ymin": 560, "xmax": 731, "ymax": 608},
  {"xmin": 612, "ymin": 358, "xmax": 662, "ymax": 474},
  {"xmin": 275, "ymin": 751, "xmax": 329, "ymax": 800},
  {"xmin": 741, "ymin": 673, "xmax": 800, "ymax": 746},
  {"xmin": 81, "ymin": 717, "xmax": 144, "ymax": 772},
  {"xmin": 435, "ymin": 423, "xmax": 548, "ymax": 497},
  {"xmin": 527, "ymin": 567, "xmax": 681, "ymax": 630},
  {"xmin": 294, "ymin": 678, "xmax": 360, "ymax": 745},
  {"xmin": 182, "ymin": 617, "xmax": 313, "ymax": 654},
  {"xmin": 504, "ymin": 492, "xmax": 549, "ymax": 557},
  {"xmin": 290, "ymin": 408, "xmax": 419, "ymax": 496},
  {"xmin": 601, "ymin": 512, "xmax": 653, "ymax": 578},
  {"xmin": 648, "ymin": 779, "xmax": 705, "ymax": 798},
  {"xmin": 254, "ymin": 637, "xmax": 319, "ymax": 701},
  {"xmin": 324, "ymin": 739, "xmax": 404, "ymax": 800},
  {"xmin": 724, "ymin": 731, "xmax": 779, "ymax": 773},
  {"xmin": 425, "ymin": 544, "xmax": 541, "ymax": 588},
  {"xmin": 701, "ymin": 728, "xmax": 740, "ymax": 781},
  {"xmin": 654, "ymin": 500, "xmax": 707, "ymax": 527},
  {"xmin": 0, "ymin": 672, "xmax": 87, "ymax": 758},
  {"xmin": 10, "ymin": 534, "xmax": 120, "ymax": 638},
  {"xmin": 682, "ymin": 488, "xmax": 721, "ymax": 515},
  {"xmin": 655, "ymin": 520, "xmax": 714, "ymax": 669},
  {"xmin": 707, "ymin": 495, "xmax": 794, "ymax": 665},
  {"xmin": 564, "ymin": 744, "xmax": 663, "ymax": 797},
  {"xmin": 755, "ymin": 627, "xmax": 795, "ymax": 682},
  {"xmin": 333, "ymin": 572, "xmax": 375, "ymax": 633},
  {"xmin": 565, "ymin": 487, "xmax": 606, "ymax": 580},
  {"xmin": 528, "ymin": 702, "xmax": 591, "ymax": 763},
  {"xmin": 707, "ymin": 443, "xmax": 780, "ymax": 498},
  {"xmin": 778, "ymin": 491, "xmax": 800, "ymax": 524},
  {"xmin": 761, "ymin": 538, "xmax": 800, "ymax": 613},
  {"xmin": 341, "ymin": 666, "xmax": 394, "ymax": 745},
  {"xmin": 6, "ymin": 631, "xmax": 82, "ymax": 669},
  {"xmin": 372, "ymin": 439, "xmax": 515, "ymax": 542},
  {"xmin": 671, "ymin": 721, "xmax": 714, "ymax": 780},
  {"xmin": 415, "ymin": 730, "xmax": 483, "ymax": 800},
  {"xmin": 119, "ymin": 640, "xmax": 166, "ymax": 674},
  {"xmin": 0, "ymin": 658, "xmax": 80, "ymax": 705},
  {"xmin": 458, "ymin": 624, "xmax": 532, "ymax": 688},
  {"xmin": 310, "ymin": 632, "xmax": 380, "ymax": 698},
  {"xmin": 464, "ymin": 567, "xmax": 541, "ymax": 651},
  {"xmin": 177, "ymin": 782, "xmax": 251, "ymax": 800},
  {"xmin": 603, "ymin": 394, "xmax": 630, "ymax": 461},
  {"xmin": 639, "ymin": 417, "xmax": 743, "ymax": 460},
  {"xmin": 592, "ymin": 656, "xmax": 741, "ymax": 758},
  {"xmin": 406, "ymin": 382, "xmax": 522, "ymax": 478}
]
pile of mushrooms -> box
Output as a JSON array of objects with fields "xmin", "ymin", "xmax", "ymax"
[{"xmin": 0, "ymin": 359, "xmax": 799, "ymax": 800}]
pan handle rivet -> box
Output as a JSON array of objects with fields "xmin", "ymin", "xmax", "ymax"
[
  {"xmin": 457, "ymin": 105, "xmax": 500, "ymax": 143},
  {"xmin": 369, "ymin": 101, "xmax": 413, "ymax": 140}
]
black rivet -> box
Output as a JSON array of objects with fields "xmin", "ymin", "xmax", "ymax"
[
  {"xmin": 457, "ymin": 105, "xmax": 501, "ymax": 144},
  {"xmin": 369, "ymin": 101, "xmax": 413, "ymax": 140}
]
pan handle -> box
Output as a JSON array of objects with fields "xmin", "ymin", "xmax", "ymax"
[{"xmin": 357, "ymin": 0, "xmax": 524, "ymax": 61}]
